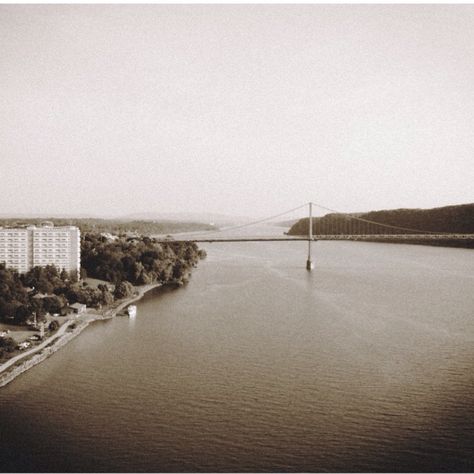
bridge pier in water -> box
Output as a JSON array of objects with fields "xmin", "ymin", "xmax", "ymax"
[{"xmin": 306, "ymin": 202, "xmax": 314, "ymax": 271}]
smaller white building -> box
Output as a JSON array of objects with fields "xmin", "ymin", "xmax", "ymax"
[{"xmin": 68, "ymin": 303, "xmax": 87, "ymax": 315}]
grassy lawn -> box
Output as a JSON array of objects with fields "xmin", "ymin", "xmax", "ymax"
[
  {"xmin": 84, "ymin": 277, "xmax": 115, "ymax": 291},
  {"xmin": 0, "ymin": 315, "xmax": 71, "ymax": 344},
  {"xmin": 0, "ymin": 323, "xmax": 36, "ymax": 344}
]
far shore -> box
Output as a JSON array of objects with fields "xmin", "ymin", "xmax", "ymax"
[{"xmin": 0, "ymin": 282, "xmax": 162, "ymax": 388}]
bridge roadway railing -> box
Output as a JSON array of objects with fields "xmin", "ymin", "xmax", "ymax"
[
  {"xmin": 314, "ymin": 234, "xmax": 474, "ymax": 241},
  {"xmin": 152, "ymin": 234, "xmax": 474, "ymax": 243}
]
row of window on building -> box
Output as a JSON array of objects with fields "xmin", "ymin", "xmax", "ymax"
[{"xmin": 0, "ymin": 225, "xmax": 80, "ymax": 276}]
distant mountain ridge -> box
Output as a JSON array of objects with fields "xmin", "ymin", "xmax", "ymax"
[
  {"xmin": 0, "ymin": 217, "xmax": 216, "ymax": 235},
  {"xmin": 0, "ymin": 212, "xmax": 251, "ymax": 227},
  {"xmin": 121, "ymin": 212, "xmax": 250, "ymax": 227}
]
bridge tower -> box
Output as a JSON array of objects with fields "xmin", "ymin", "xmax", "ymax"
[{"xmin": 306, "ymin": 202, "xmax": 314, "ymax": 271}]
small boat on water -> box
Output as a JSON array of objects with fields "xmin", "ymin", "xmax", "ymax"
[{"xmin": 127, "ymin": 305, "xmax": 137, "ymax": 318}]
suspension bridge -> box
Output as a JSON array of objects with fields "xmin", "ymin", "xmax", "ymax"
[{"xmin": 155, "ymin": 202, "xmax": 473, "ymax": 271}]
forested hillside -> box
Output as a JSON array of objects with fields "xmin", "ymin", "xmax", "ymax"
[{"xmin": 287, "ymin": 203, "xmax": 474, "ymax": 248}]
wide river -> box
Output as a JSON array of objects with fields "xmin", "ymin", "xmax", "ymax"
[{"xmin": 1, "ymin": 229, "xmax": 473, "ymax": 472}]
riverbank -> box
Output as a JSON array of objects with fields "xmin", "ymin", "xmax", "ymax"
[{"xmin": 0, "ymin": 282, "xmax": 162, "ymax": 388}]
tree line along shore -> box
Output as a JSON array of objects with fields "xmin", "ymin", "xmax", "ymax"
[{"xmin": 0, "ymin": 231, "xmax": 206, "ymax": 366}]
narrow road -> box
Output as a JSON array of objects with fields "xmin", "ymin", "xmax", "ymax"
[
  {"xmin": 0, "ymin": 320, "xmax": 73, "ymax": 374},
  {"xmin": 0, "ymin": 283, "xmax": 161, "ymax": 377}
]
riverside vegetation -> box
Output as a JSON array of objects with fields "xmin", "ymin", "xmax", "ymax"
[{"xmin": 0, "ymin": 232, "xmax": 206, "ymax": 361}]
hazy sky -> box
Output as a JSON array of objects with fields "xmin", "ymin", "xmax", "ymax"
[{"xmin": 1, "ymin": 4, "xmax": 473, "ymax": 219}]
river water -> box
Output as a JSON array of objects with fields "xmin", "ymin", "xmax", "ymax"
[{"xmin": 1, "ymin": 230, "xmax": 473, "ymax": 472}]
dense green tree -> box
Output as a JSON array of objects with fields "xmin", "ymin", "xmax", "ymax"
[
  {"xmin": 49, "ymin": 320, "xmax": 59, "ymax": 332},
  {"xmin": 29, "ymin": 298, "xmax": 45, "ymax": 318},
  {"xmin": 42, "ymin": 295, "xmax": 68, "ymax": 315},
  {"xmin": 14, "ymin": 304, "xmax": 30, "ymax": 324},
  {"xmin": 0, "ymin": 336, "xmax": 17, "ymax": 353},
  {"xmin": 63, "ymin": 284, "xmax": 110, "ymax": 308},
  {"xmin": 0, "ymin": 264, "xmax": 29, "ymax": 323},
  {"xmin": 81, "ymin": 233, "xmax": 204, "ymax": 286},
  {"xmin": 60, "ymin": 268, "xmax": 69, "ymax": 281},
  {"xmin": 21, "ymin": 265, "xmax": 63, "ymax": 294},
  {"xmin": 100, "ymin": 288, "xmax": 114, "ymax": 306},
  {"xmin": 114, "ymin": 281, "xmax": 134, "ymax": 300}
]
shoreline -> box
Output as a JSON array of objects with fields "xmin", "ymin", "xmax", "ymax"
[{"xmin": 0, "ymin": 282, "xmax": 162, "ymax": 388}]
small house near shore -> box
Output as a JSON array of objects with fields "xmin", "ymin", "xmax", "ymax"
[{"xmin": 68, "ymin": 303, "xmax": 87, "ymax": 315}]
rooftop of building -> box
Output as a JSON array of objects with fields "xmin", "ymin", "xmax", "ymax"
[
  {"xmin": 69, "ymin": 302, "xmax": 86, "ymax": 309},
  {"xmin": 0, "ymin": 223, "xmax": 79, "ymax": 231}
]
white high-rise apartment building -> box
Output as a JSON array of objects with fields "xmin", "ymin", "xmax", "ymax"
[{"xmin": 0, "ymin": 224, "xmax": 80, "ymax": 277}]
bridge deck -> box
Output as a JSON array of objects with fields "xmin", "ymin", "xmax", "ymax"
[{"xmin": 155, "ymin": 234, "xmax": 474, "ymax": 243}]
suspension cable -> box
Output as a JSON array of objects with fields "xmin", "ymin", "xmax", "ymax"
[
  {"xmin": 162, "ymin": 201, "xmax": 447, "ymax": 238},
  {"xmin": 218, "ymin": 203, "xmax": 308, "ymax": 233},
  {"xmin": 310, "ymin": 201, "xmax": 441, "ymax": 234},
  {"xmin": 170, "ymin": 203, "xmax": 309, "ymax": 237}
]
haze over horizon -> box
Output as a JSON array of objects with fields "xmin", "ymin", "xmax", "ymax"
[{"xmin": 1, "ymin": 5, "xmax": 473, "ymax": 220}]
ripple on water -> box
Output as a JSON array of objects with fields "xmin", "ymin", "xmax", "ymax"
[{"xmin": 0, "ymin": 240, "xmax": 473, "ymax": 472}]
